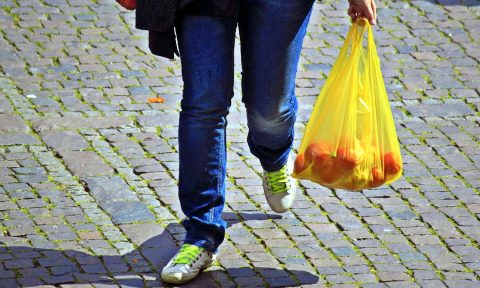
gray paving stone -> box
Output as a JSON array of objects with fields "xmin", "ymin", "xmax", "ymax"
[
  {"xmin": 31, "ymin": 116, "xmax": 133, "ymax": 131},
  {"xmin": 443, "ymin": 280, "xmax": 480, "ymax": 288},
  {"xmin": 0, "ymin": 133, "xmax": 40, "ymax": 145},
  {"xmin": 0, "ymin": 279, "xmax": 19, "ymax": 288},
  {"xmin": 0, "ymin": 1, "xmax": 480, "ymax": 287},
  {"xmin": 137, "ymin": 114, "xmax": 179, "ymax": 126},
  {"xmin": 0, "ymin": 114, "xmax": 29, "ymax": 132},
  {"xmin": 103, "ymin": 201, "xmax": 155, "ymax": 224},
  {"xmin": 82, "ymin": 176, "xmax": 154, "ymax": 224},
  {"xmin": 119, "ymin": 223, "xmax": 166, "ymax": 246},
  {"xmin": 82, "ymin": 176, "xmax": 137, "ymax": 203},
  {"xmin": 406, "ymin": 103, "xmax": 475, "ymax": 118},
  {"xmin": 0, "ymin": 201, "xmax": 17, "ymax": 211},
  {"xmin": 0, "ymin": 99, "xmax": 13, "ymax": 114},
  {"xmin": 60, "ymin": 151, "xmax": 113, "ymax": 177},
  {"xmin": 40, "ymin": 130, "xmax": 89, "ymax": 151},
  {"xmin": 4, "ymin": 259, "xmax": 35, "ymax": 269}
]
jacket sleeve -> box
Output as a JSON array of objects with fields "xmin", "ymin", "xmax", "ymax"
[{"xmin": 148, "ymin": 30, "xmax": 178, "ymax": 59}]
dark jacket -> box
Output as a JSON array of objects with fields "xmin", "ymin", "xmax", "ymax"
[{"xmin": 136, "ymin": 0, "xmax": 237, "ymax": 59}]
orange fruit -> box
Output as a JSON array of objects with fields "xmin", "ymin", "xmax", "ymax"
[
  {"xmin": 335, "ymin": 146, "xmax": 359, "ymax": 171},
  {"xmin": 294, "ymin": 152, "xmax": 307, "ymax": 174},
  {"xmin": 341, "ymin": 181, "xmax": 357, "ymax": 191},
  {"xmin": 368, "ymin": 167, "xmax": 385, "ymax": 188},
  {"xmin": 335, "ymin": 137, "xmax": 366, "ymax": 171},
  {"xmin": 383, "ymin": 152, "xmax": 402, "ymax": 175},
  {"xmin": 311, "ymin": 153, "xmax": 333, "ymax": 172},
  {"xmin": 311, "ymin": 155, "xmax": 344, "ymax": 184},
  {"xmin": 305, "ymin": 141, "xmax": 332, "ymax": 164}
]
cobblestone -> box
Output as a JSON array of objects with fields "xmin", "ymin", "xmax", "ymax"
[
  {"xmin": 60, "ymin": 151, "xmax": 114, "ymax": 177},
  {"xmin": 40, "ymin": 131, "xmax": 89, "ymax": 152},
  {"xmin": 0, "ymin": 0, "xmax": 480, "ymax": 287}
]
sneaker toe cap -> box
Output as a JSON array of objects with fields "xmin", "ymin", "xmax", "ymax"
[
  {"xmin": 161, "ymin": 266, "xmax": 193, "ymax": 283},
  {"xmin": 266, "ymin": 192, "xmax": 295, "ymax": 213}
]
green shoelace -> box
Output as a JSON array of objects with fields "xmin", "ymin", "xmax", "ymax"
[
  {"xmin": 172, "ymin": 244, "xmax": 204, "ymax": 265},
  {"xmin": 265, "ymin": 165, "xmax": 290, "ymax": 194}
]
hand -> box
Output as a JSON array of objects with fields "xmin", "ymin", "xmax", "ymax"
[{"xmin": 348, "ymin": 0, "xmax": 377, "ymax": 25}]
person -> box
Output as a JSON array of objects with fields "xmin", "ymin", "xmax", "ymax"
[{"xmin": 125, "ymin": 0, "xmax": 377, "ymax": 284}]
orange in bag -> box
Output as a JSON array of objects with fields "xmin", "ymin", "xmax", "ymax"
[
  {"xmin": 294, "ymin": 153, "xmax": 307, "ymax": 174},
  {"xmin": 369, "ymin": 167, "xmax": 385, "ymax": 188}
]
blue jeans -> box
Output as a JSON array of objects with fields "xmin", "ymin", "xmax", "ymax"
[{"xmin": 176, "ymin": 0, "xmax": 314, "ymax": 252}]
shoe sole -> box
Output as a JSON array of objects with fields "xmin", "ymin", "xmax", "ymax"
[
  {"xmin": 161, "ymin": 272, "xmax": 199, "ymax": 285},
  {"xmin": 160, "ymin": 256, "xmax": 216, "ymax": 284}
]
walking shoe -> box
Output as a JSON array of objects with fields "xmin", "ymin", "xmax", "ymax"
[
  {"xmin": 161, "ymin": 244, "xmax": 216, "ymax": 284},
  {"xmin": 262, "ymin": 156, "xmax": 297, "ymax": 213}
]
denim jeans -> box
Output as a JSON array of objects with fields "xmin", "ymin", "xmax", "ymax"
[{"xmin": 175, "ymin": 0, "xmax": 314, "ymax": 252}]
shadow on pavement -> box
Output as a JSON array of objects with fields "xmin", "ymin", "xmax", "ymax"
[{"xmin": 0, "ymin": 212, "xmax": 320, "ymax": 287}]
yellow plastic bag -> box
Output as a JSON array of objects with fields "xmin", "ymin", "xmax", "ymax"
[{"xmin": 292, "ymin": 19, "xmax": 402, "ymax": 190}]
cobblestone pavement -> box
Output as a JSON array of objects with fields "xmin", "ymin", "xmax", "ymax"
[{"xmin": 0, "ymin": 0, "xmax": 479, "ymax": 287}]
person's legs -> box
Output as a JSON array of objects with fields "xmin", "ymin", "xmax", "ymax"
[
  {"xmin": 175, "ymin": 12, "xmax": 237, "ymax": 253},
  {"xmin": 239, "ymin": 0, "xmax": 314, "ymax": 172},
  {"xmin": 237, "ymin": 0, "xmax": 314, "ymax": 213}
]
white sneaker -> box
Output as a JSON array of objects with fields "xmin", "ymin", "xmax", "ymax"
[
  {"xmin": 262, "ymin": 156, "xmax": 297, "ymax": 213},
  {"xmin": 161, "ymin": 244, "xmax": 216, "ymax": 284}
]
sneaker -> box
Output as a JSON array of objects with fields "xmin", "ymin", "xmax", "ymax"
[
  {"xmin": 262, "ymin": 156, "xmax": 297, "ymax": 213},
  {"xmin": 161, "ymin": 244, "xmax": 216, "ymax": 284}
]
